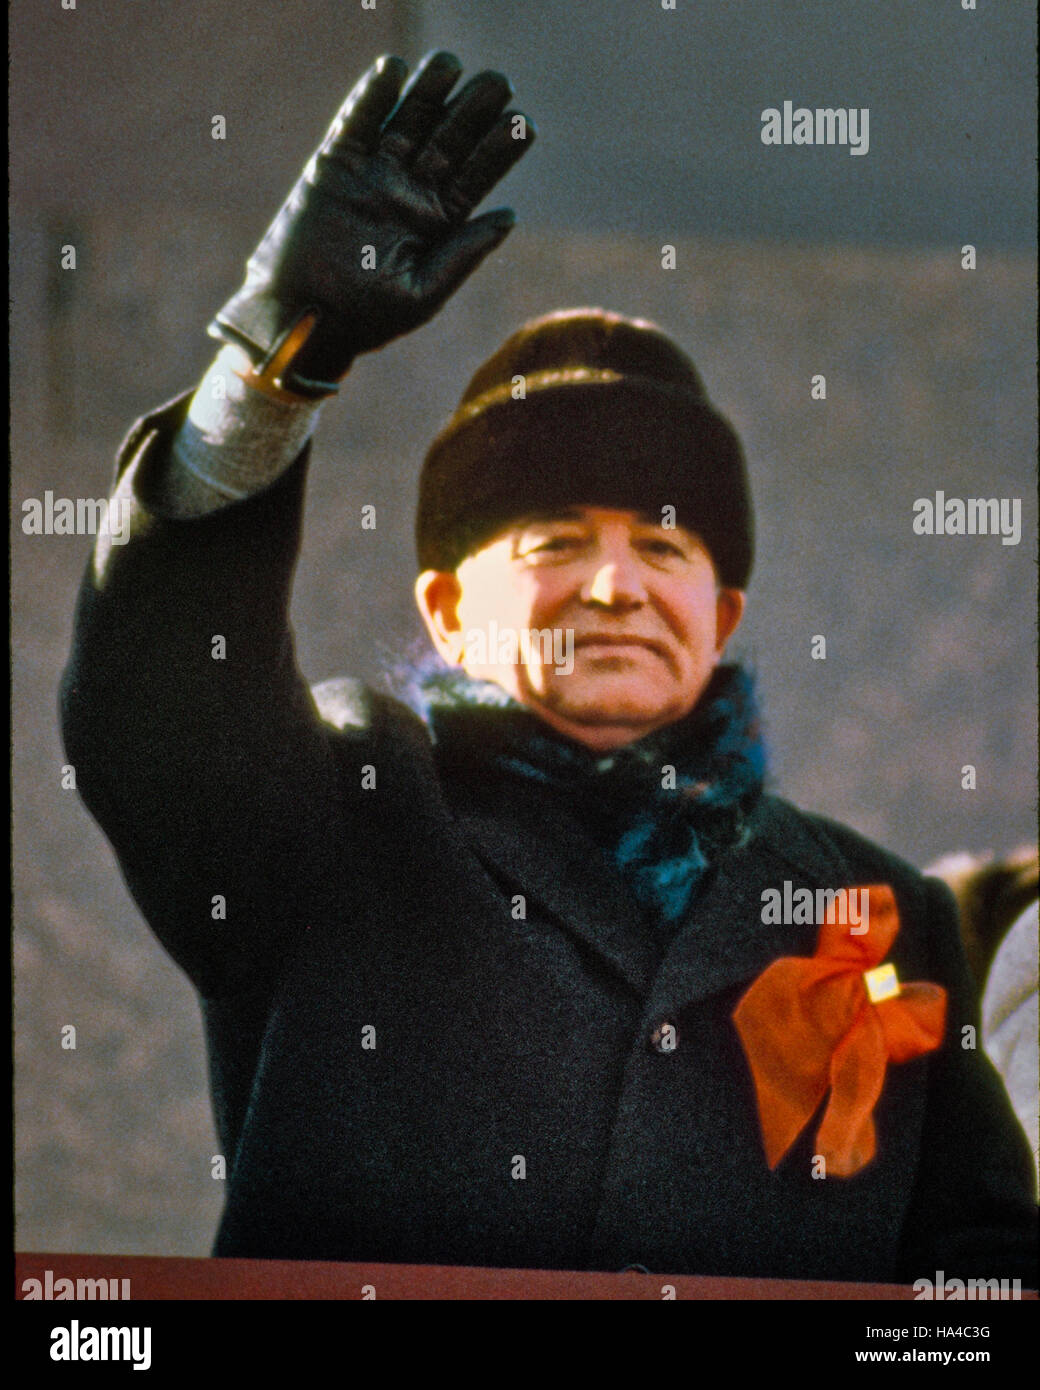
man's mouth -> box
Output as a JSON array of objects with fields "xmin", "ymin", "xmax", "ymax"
[{"xmin": 573, "ymin": 635, "xmax": 667, "ymax": 656}]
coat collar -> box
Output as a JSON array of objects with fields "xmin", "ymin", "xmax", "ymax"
[{"xmin": 453, "ymin": 787, "xmax": 856, "ymax": 1006}]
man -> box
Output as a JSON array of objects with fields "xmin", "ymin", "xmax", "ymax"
[{"xmin": 61, "ymin": 52, "xmax": 1036, "ymax": 1282}]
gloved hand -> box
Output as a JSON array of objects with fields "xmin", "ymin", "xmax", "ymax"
[{"xmin": 209, "ymin": 51, "xmax": 535, "ymax": 397}]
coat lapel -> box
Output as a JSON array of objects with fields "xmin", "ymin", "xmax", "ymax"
[
  {"xmin": 451, "ymin": 778, "xmax": 662, "ymax": 996},
  {"xmin": 651, "ymin": 795, "xmax": 858, "ymax": 1010}
]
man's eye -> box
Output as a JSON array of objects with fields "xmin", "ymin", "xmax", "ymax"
[
  {"xmin": 523, "ymin": 535, "xmax": 582, "ymax": 555},
  {"xmin": 639, "ymin": 538, "xmax": 685, "ymax": 558}
]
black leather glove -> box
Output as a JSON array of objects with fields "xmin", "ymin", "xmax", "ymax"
[{"xmin": 209, "ymin": 51, "xmax": 535, "ymax": 397}]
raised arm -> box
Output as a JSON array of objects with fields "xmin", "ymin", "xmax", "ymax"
[{"xmin": 59, "ymin": 52, "xmax": 535, "ymax": 998}]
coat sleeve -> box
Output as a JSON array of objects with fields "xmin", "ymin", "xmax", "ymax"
[
  {"xmin": 59, "ymin": 392, "xmax": 357, "ymax": 1000},
  {"xmin": 896, "ymin": 875, "xmax": 1038, "ymax": 1288}
]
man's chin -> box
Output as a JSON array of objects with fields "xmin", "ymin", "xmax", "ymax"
[
  {"xmin": 478, "ymin": 668, "xmax": 692, "ymax": 742},
  {"xmin": 527, "ymin": 682, "xmax": 684, "ymax": 733}
]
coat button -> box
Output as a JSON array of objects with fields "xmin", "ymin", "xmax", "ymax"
[{"xmin": 649, "ymin": 1020, "xmax": 679, "ymax": 1053}]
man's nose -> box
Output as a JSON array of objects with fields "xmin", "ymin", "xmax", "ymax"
[{"xmin": 581, "ymin": 556, "xmax": 647, "ymax": 609}]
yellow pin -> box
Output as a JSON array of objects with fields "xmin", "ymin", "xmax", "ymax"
[{"xmin": 863, "ymin": 962, "xmax": 900, "ymax": 1003}]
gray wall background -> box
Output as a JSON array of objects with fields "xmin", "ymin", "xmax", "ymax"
[{"xmin": 12, "ymin": 1, "xmax": 1037, "ymax": 1255}]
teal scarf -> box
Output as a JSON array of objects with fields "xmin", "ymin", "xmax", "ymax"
[{"xmin": 411, "ymin": 662, "xmax": 768, "ymax": 930}]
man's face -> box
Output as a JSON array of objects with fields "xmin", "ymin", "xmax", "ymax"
[{"xmin": 416, "ymin": 505, "xmax": 746, "ymax": 751}]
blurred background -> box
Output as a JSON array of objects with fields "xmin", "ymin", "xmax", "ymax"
[{"xmin": 12, "ymin": 0, "xmax": 1037, "ymax": 1255}]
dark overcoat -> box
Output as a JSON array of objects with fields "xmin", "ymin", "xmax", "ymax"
[{"xmin": 59, "ymin": 396, "xmax": 1038, "ymax": 1284}]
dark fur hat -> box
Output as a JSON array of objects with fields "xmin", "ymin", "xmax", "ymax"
[{"xmin": 416, "ymin": 309, "xmax": 754, "ymax": 586}]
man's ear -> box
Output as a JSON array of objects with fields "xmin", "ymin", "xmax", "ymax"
[
  {"xmin": 414, "ymin": 569, "xmax": 465, "ymax": 663},
  {"xmin": 715, "ymin": 587, "xmax": 746, "ymax": 653}
]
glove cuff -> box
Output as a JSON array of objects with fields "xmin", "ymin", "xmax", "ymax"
[{"xmin": 207, "ymin": 310, "xmax": 345, "ymax": 400}]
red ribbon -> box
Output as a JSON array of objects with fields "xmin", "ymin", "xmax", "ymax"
[{"xmin": 732, "ymin": 884, "xmax": 947, "ymax": 1177}]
